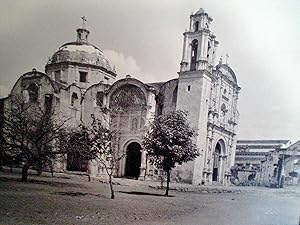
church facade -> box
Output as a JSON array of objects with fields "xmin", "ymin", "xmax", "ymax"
[{"xmin": 1, "ymin": 9, "xmax": 240, "ymax": 185}]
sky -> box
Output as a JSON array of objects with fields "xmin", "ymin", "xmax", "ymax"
[{"xmin": 0, "ymin": 0, "xmax": 299, "ymax": 142}]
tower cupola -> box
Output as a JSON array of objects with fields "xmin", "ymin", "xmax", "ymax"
[{"xmin": 180, "ymin": 8, "xmax": 219, "ymax": 72}]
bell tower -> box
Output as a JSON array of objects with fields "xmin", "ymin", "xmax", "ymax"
[
  {"xmin": 175, "ymin": 8, "xmax": 218, "ymax": 185},
  {"xmin": 180, "ymin": 8, "xmax": 218, "ymax": 72}
]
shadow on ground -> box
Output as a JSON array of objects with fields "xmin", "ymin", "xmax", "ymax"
[
  {"xmin": 53, "ymin": 191, "xmax": 106, "ymax": 198},
  {"xmin": 0, "ymin": 176, "xmax": 82, "ymax": 188},
  {"xmin": 119, "ymin": 191, "xmax": 175, "ymax": 197}
]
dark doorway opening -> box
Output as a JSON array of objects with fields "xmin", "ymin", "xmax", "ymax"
[
  {"xmin": 125, "ymin": 142, "xmax": 142, "ymax": 179},
  {"xmin": 212, "ymin": 142, "xmax": 221, "ymax": 181},
  {"xmin": 66, "ymin": 152, "xmax": 88, "ymax": 172}
]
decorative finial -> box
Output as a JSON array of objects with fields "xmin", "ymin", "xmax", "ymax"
[
  {"xmin": 81, "ymin": 16, "xmax": 87, "ymax": 29},
  {"xmin": 219, "ymin": 55, "xmax": 223, "ymax": 64},
  {"xmin": 225, "ymin": 53, "xmax": 229, "ymax": 64}
]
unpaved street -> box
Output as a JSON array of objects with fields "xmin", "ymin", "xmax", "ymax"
[
  {"xmin": 145, "ymin": 186, "xmax": 300, "ymax": 225},
  {"xmin": 0, "ymin": 172, "xmax": 299, "ymax": 225}
]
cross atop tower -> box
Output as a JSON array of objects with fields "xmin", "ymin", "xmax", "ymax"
[{"xmin": 81, "ymin": 16, "xmax": 87, "ymax": 29}]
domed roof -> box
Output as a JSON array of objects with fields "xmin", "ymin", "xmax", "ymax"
[{"xmin": 47, "ymin": 28, "xmax": 113, "ymax": 73}]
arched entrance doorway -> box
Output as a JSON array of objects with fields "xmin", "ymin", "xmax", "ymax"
[
  {"xmin": 125, "ymin": 142, "xmax": 142, "ymax": 179},
  {"xmin": 212, "ymin": 142, "xmax": 222, "ymax": 181}
]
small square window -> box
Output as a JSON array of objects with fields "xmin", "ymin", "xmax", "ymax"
[
  {"xmin": 54, "ymin": 71, "xmax": 61, "ymax": 81},
  {"xmin": 79, "ymin": 71, "xmax": 88, "ymax": 83}
]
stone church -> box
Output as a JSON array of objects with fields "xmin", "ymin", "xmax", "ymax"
[{"xmin": 1, "ymin": 8, "xmax": 240, "ymax": 185}]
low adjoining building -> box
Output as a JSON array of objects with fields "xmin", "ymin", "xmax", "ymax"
[
  {"xmin": 235, "ymin": 140, "xmax": 291, "ymax": 170},
  {"xmin": 234, "ymin": 140, "xmax": 300, "ymax": 187}
]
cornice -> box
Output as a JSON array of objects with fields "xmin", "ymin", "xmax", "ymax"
[
  {"xmin": 45, "ymin": 61, "xmax": 117, "ymax": 77},
  {"xmin": 183, "ymin": 29, "xmax": 210, "ymax": 36},
  {"xmin": 207, "ymin": 121, "xmax": 236, "ymax": 136},
  {"xmin": 236, "ymin": 145, "xmax": 284, "ymax": 150},
  {"xmin": 178, "ymin": 69, "xmax": 217, "ymax": 82}
]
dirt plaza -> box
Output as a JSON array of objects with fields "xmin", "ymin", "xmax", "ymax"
[{"xmin": 0, "ymin": 171, "xmax": 299, "ymax": 225}]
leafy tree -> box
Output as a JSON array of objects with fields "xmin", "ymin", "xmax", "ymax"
[
  {"xmin": 143, "ymin": 110, "xmax": 199, "ymax": 196},
  {"xmin": 61, "ymin": 113, "xmax": 124, "ymax": 199},
  {"xmin": 0, "ymin": 95, "xmax": 69, "ymax": 181}
]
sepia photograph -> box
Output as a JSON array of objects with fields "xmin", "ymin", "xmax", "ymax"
[{"xmin": 0, "ymin": 0, "xmax": 299, "ymax": 224}]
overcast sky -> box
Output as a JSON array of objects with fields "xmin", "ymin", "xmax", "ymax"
[{"xmin": 0, "ymin": 0, "xmax": 299, "ymax": 142}]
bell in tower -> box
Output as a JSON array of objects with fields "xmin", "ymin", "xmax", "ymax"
[{"xmin": 180, "ymin": 8, "xmax": 219, "ymax": 72}]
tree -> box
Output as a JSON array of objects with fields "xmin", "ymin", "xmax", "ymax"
[
  {"xmin": 0, "ymin": 95, "xmax": 69, "ymax": 181},
  {"xmin": 0, "ymin": 98, "xmax": 4, "ymax": 171},
  {"xmin": 61, "ymin": 113, "xmax": 124, "ymax": 199},
  {"xmin": 143, "ymin": 110, "xmax": 199, "ymax": 196}
]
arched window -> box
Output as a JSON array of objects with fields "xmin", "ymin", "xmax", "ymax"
[
  {"xmin": 71, "ymin": 92, "xmax": 78, "ymax": 106},
  {"xmin": 221, "ymin": 103, "xmax": 227, "ymax": 113},
  {"xmin": 44, "ymin": 94, "xmax": 53, "ymax": 113},
  {"xmin": 207, "ymin": 41, "xmax": 211, "ymax": 58},
  {"xmin": 194, "ymin": 21, "xmax": 199, "ymax": 32},
  {"xmin": 96, "ymin": 91, "xmax": 104, "ymax": 107},
  {"xmin": 27, "ymin": 83, "xmax": 39, "ymax": 102},
  {"xmin": 190, "ymin": 39, "xmax": 198, "ymax": 71},
  {"xmin": 131, "ymin": 117, "xmax": 138, "ymax": 131}
]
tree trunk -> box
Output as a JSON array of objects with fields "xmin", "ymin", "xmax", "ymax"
[
  {"xmin": 165, "ymin": 170, "xmax": 170, "ymax": 197},
  {"xmin": 37, "ymin": 167, "xmax": 43, "ymax": 176},
  {"xmin": 49, "ymin": 163, "xmax": 54, "ymax": 177},
  {"xmin": 37, "ymin": 160, "xmax": 43, "ymax": 176},
  {"xmin": 22, "ymin": 164, "xmax": 29, "ymax": 182},
  {"xmin": 0, "ymin": 152, "xmax": 3, "ymax": 171},
  {"xmin": 109, "ymin": 174, "xmax": 115, "ymax": 199}
]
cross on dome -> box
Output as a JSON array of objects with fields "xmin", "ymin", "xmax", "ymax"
[
  {"xmin": 81, "ymin": 16, "xmax": 87, "ymax": 28},
  {"xmin": 76, "ymin": 16, "xmax": 90, "ymax": 43}
]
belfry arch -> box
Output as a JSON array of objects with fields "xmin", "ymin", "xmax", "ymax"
[{"xmin": 190, "ymin": 39, "xmax": 198, "ymax": 71}]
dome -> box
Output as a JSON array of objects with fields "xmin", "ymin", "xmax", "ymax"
[{"xmin": 47, "ymin": 28, "xmax": 113, "ymax": 73}]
